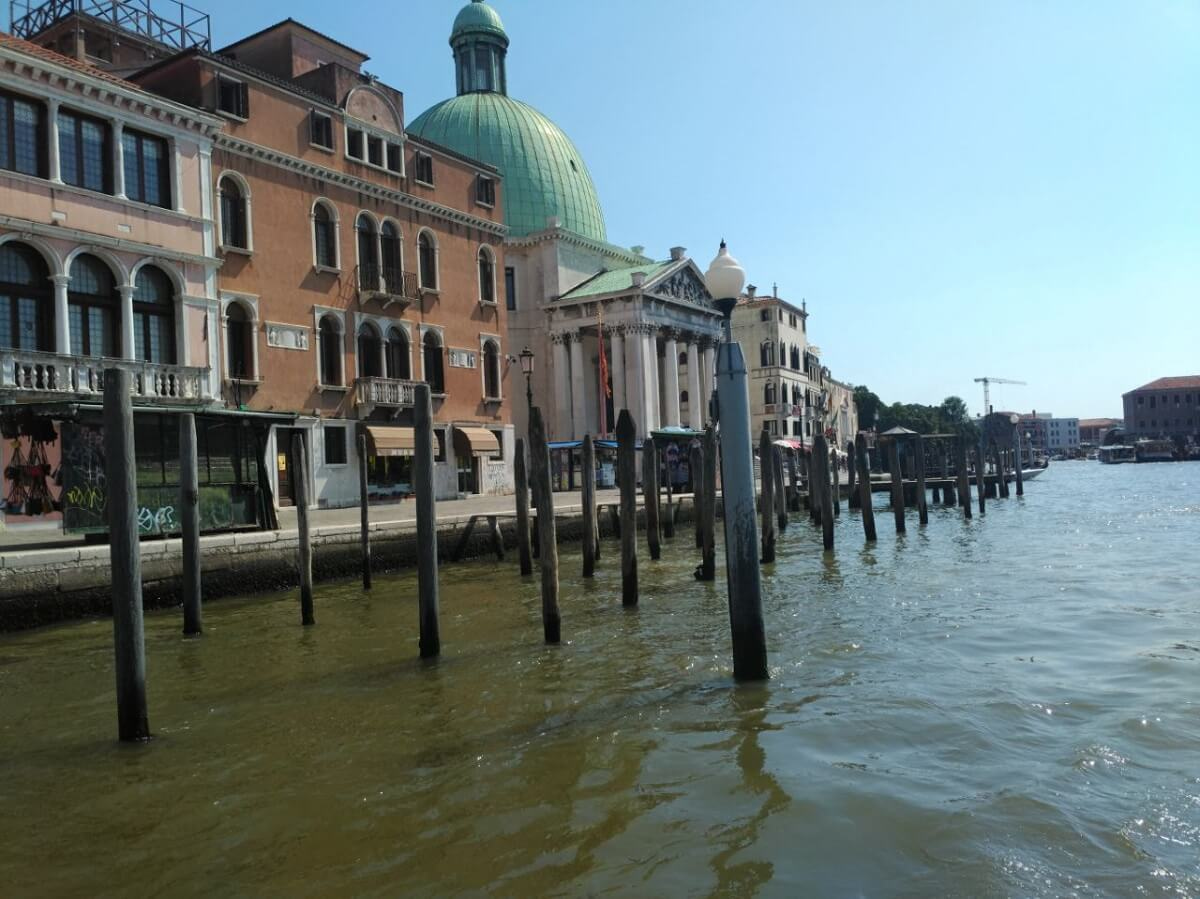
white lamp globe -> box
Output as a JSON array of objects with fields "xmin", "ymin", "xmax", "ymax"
[{"xmin": 704, "ymin": 240, "xmax": 746, "ymax": 302}]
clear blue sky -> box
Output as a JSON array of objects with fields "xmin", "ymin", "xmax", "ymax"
[{"xmin": 16, "ymin": 1, "xmax": 1198, "ymax": 418}]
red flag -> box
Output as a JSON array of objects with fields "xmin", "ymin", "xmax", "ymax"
[{"xmin": 598, "ymin": 306, "xmax": 611, "ymax": 397}]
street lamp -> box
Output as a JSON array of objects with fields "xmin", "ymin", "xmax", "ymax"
[
  {"xmin": 704, "ymin": 240, "xmax": 767, "ymax": 682},
  {"xmin": 519, "ymin": 346, "xmax": 535, "ymax": 410}
]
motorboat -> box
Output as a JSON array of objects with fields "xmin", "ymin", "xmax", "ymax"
[
  {"xmin": 1135, "ymin": 439, "xmax": 1176, "ymax": 463},
  {"xmin": 1099, "ymin": 445, "xmax": 1136, "ymax": 464}
]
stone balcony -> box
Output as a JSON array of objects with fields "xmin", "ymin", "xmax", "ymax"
[
  {"xmin": 355, "ymin": 376, "xmax": 419, "ymax": 415},
  {"xmin": 0, "ymin": 349, "xmax": 212, "ymax": 404}
]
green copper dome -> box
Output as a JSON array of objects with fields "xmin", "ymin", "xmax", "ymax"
[
  {"xmin": 408, "ymin": 91, "xmax": 607, "ymax": 242},
  {"xmin": 451, "ymin": 0, "xmax": 507, "ymax": 43}
]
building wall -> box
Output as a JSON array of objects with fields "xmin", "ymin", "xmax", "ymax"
[
  {"xmin": 1123, "ymin": 386, "xmax": 1200, "ymax": 439},
  {"xmin": 1045, "ymin": 418, "xmax": 1080, "ymax": 450}
]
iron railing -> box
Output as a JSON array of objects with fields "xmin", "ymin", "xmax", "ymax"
[
  {"xmin": 10, "ymin": 0, "xmax": 211, "ymax": 50},
  {"xmin": 356, "ymin": 265, "xmax": 420, "ymax": 303}
]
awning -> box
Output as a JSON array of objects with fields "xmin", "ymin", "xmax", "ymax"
[
  {"xmin": 454, "ymin": 426, "xmax": 501, "ymax": 457},
  {"xmin": 364, "ymin": 425, "xmax": 415, "ymax": 457},
  {"xmin": 774, "ymin": 439, "xmax": 804, "ymax": 450}
]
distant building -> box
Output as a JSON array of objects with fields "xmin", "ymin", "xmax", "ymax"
[
  {"xmin": 1045, "ymin": 418, "xmax": 1079, "ymax": 452},
  {"xmin": 1078, "ymin": 418, "xmax": 1122, "ymax": 446},
  {"xmin": 1122, "ymin": 377, "xmax": 1200, "ymax": 440},
  {"xmin": 1015, "ymin": 412, "xmax": 1052, "ymax": 452}
]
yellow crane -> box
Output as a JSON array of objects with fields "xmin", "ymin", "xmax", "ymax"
[{"xmin": 974, "ymin": 376, "xmax": 1026, "ymax": 414}]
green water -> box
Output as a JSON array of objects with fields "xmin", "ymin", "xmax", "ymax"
[{"xmin": 1, "ymin": 463, "xmax": 1198, "ymax": 897}]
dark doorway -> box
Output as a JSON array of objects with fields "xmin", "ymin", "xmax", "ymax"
[{"xmin": 276, "ymin": 427, "xmax": 304, "ymax": 507}]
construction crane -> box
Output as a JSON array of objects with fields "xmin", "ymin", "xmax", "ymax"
[{"xmin": 974, "ymin": 377, "xmax": 1026, "ymax": 414}]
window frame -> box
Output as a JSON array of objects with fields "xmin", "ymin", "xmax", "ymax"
[
  {"xmin": 481, "ymin": 336, "xmax": 502, "ymax": 401},
  {"xmin": 323, "ymin": 425, "xmax": 348, "ymax": 467},
  {"xmin": 477, "ymin": 245, "xmax": 496, "ymax": 306},
  {"xmin": 67, "ymin": 253, "xmax": 120, "ymax": 359},
  {"xmin": 130, "ymin": 263, "xmax": 177, "ymax": 365},
  {"xmin": 0, "ymin": 88, "xmax": 46, "ymax": 179},
  {"xmin": 412, "ymin": 150, "xmax": 434, "ymax": 186},
  {"xmin": 417, "ymin": 229, "xmax": 439, "ymax": 292},
  {"xmin": 216, "ymin": 75, "xmax": 249, "ymax": 120},
  {"xmin": 122, "ymin": 127, "xmax": 171, "ymax": 209},
  {"xmin": 344, "ymin": 120, "xmax": 403, "ymax": 176},
  {"xmin": 315, "ymin": 310, "xmax": 346, "ymax": 389},
  {"xmin": 57, "ymin": 106, "xmax": 112, "ymax": 195},
  {"xmin": 309, "ymin": 110, "xmax": 334, "ymax": 151},
  {"xmin": 217, "ymin": 172, "xmax": 252, "ymax": 253},
  {"xmin": 504, "ymin": 266, "xmax": 516, "ymax": 311},
  {"xmin": 421, "ymin": 327, "xmax": 445, "ymax": 395},
  {"xmin": 475, "ymin": 174, "xmax": 496, "ymax": 208},
  {"xmin": 0, "ymin": 240, "xmax": 53, "ymax": 352},
  {"xmin": 311, "ymin": 199, "xmax": 339, "ymax": 271},
  {"xmin": 222, "ymin": 296, "xmax": 258, "ymax": 382}
]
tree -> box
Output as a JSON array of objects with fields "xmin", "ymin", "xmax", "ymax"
[{"xmin": 853, "ymin": 385, "xmax": 882, "ymax": 430}]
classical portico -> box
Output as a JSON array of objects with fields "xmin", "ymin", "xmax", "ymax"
[{"xmin": 545, "ymin": 252, "xmax": 723, "ymax": 440}]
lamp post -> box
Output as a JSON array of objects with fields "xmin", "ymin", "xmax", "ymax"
[
  {"xmin": 519, "ymin": 346, "xmax": 535, "ymax": 412},
  {"xmin": 705, "ymin": 241, "xmax": 768, "ymax": 682}
]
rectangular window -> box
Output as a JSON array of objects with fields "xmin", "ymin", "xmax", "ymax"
[
  {"xmin": 347, "ymin": 128, "xmax": 364, "ymax": 160},
  {"xmin": 324, "ymin": 426, "xmax": 347, "ymax": 465},
  {"xmin": 217, "ymin": 76, "xmax": 249, "ymax": 119},
  {"xmin": 413, "ymin": 151, "xmax": 434, "ymax": 185},
  {"xmin": 122, "ymin": 128, "xmax": 170, "ymax": 208},
  {"xmin": 504, "ymin": 266, "xmax": 516, "ymax": 311},
  {"xmin": 58, "ymin": 109, "xmax": 110, "ymax": 193},
  {"xmin": 0, "ymin": 90, "xmax": 45, "ymax": 177},
  {"xmin": 491, "ymin": 430, "xmax": 505, "ymax": 460},
  {"xmin": 386, "ymin": 142, "xmax": 402, "ymax": 174},
  {"xmin": 367, "ymin": 136, "xmax": 383, "ymax": 168},
  {"xmin": 476, "ymin": 175, "xmax": 495, "ymax": 206},
  {"xmin": 310, "ymin": 111, "xmax": 333, "ymax": 149}
]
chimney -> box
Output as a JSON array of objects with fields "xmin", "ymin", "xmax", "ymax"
[
  {"xmin": 746, "ymin": 284, "xmax": 757, "ymax": 298},
  {"xmin": 669, "ymin": 246, "xmax": 686, "ymax": 261},
  {"xmin": 631, "ymin": 272, "xmax": 647, "ymax": 288}
]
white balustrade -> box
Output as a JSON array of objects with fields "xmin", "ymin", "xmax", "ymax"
[
  {"xmin": 0, "ymin": 349, "xmax": 211, "ymax": 403},
  {"xmin": 356, "ymin": 377, "xmax": 418, "ymax": 408}
]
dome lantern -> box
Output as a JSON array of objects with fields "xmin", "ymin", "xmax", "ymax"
[{"xmin": 452, "ymin": 0, "xmax": 509, "ymax": 96}]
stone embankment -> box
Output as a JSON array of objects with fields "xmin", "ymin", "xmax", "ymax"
[{"xmin": 0, "ymin": 497, "xmax": 697, "ymax": 632}]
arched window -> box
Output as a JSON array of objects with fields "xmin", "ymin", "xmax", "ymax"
[
  {"xmin": 218, "ymin": 175, "xmax": 249, "ymax": 250},
  {"xmin": 357, "ymin": 213, "xmax": 379, "ymax": 290},
  {"xmin": 422, "ymin": 330, "xmax": 444, "ymax": 393},
  {"xmin": 381, "ymin": 222, "xmax": 402, "ymax": 293},
  {"xmin": 680, "ymin": 390, "xmax": 689, "ymax": 405},
  {"xmin": 760, "ymin": 341, "xmax": 773, "ymax": 367},
  {"xmin": 318, "ymin": 314, "xmax": 342, "ymax": 386},
  {"xmin": 778, "ymin": 341, "xmax": 786, "ymax": 366},
  {"xmin": 764, "ymin": 382, "xmax": 776, "ymax": 406},
  {"xmin": 418, "ymin": 231, "xmax": 437, "ymax": 290},
  {"xmin": 132, "ymin": 265, "xmax": 175, "ymax": 364},
  {"xmin": 68, "ymin": 254, "xmax": 118, "ymax": 358},
  {"xmin": 385, "ymin": 326, "xmax": 409, "ymax": 380},
  {"xmin": 483, "ymin": 339, "xmax": 500, "ymax": 398},
  {"xmin": 225, "ymin": 301, "xmax": 254, "ymax": 379},
  {"xmin": 357, "ymin": 323, "xmax": 382, "ymax": 378},
  {"xmin": 0, "ymin": 242, "xmax": 52, "ymax": 352},
  {"xmin": 313, "ymin": 202, "xmax": 337, "ymax": 269},
  {"xmin": 478, "ymin": 247, "xmax": 495, "ymax": 304},
  {"xmin": 678, "ymin": 351, "xmax": 688, "ymax": 367}
]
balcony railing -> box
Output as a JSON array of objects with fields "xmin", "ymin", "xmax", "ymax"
[
  {"xmin": 356, "ymin": 265, "xmax": 420, "ymax": 308},
  {"xmin": 10, "ymin": 0, "xmax": 212, "ymax": 50},
  {"xmin": 0, "ymin": 349, "xmax": 211, "ymax": 403},
  {"xmin": 356, "ymin": 376, "xmax": 419, "ymax": 409}
]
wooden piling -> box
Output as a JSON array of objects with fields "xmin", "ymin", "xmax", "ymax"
[
  {"xmin": 814, "ymin": 433, "xmax": 835, "ymax": 550},
  {"xmin": 515, "ymin": 438, "xmax": 533, "ymax": 576},
  {"xmin": 643, "ymin": 435, "xmax": 662, "ymax": 561},
  {"xmin": 357, "ymin": 433, "xmax": 371, "ymax": 590},
  {"xmin": 1014, "ymin": 428, "xmax": 1025, "ymax": 497},
  {"xmin": 830, "ymin": 444, "xmax": 841, "ymax": 517},
  {"xmin": 105, "ymin": 368, "xmax": 150, "ymax": 742},
  {"xmin": 787, "ymin": 451, "xmax": 802, "ymax": 512},
  {"xmin": 773, "ymin": 445, "xmax": 788, "ymax": 533},
  {"xmin": 759, "ymin": 429, "xmax": 776, "ymax": 564},
  {"xmin": 529, "ymin": 406, "xmax": 561, "ymax": 642},
  {"xmin": 292, "ymin": 432, "xmax": 315, "ymax": 626},
  {"xmin": 413, "ymin": 384, "xmax": 441, "ymax": 656},
  {"xmin": 690, "ymin": 442, "xmax": 705, "ymax": 552},
  {"xmin": 487, "ymin": 515, "xmax": 504, "ymax": 561},
  {"xmin": 955, "ymin": 436, "xmax": 972, "ymax": 519},
  {"xmin": 974, "ymin": 443, "xmax": 986, "ymax": 515},
  {"xmin": 846, "ymin": 440, "xmax": 860, "ymax": 510},
  {"xmin": 617, "ymin": 410, "xmax": 639, "ymax": 606},
  {"xmin": 994, "ymin": 441, "xmax": 1009, "ymax": 499},
  {"xmin": 914, "ymin": 433, "xmax": 929, "ymax": 526},
  {"xmin": 701, "ymin": 426, "xmax": 717, "ymax": 581},
  {"xmin": 581, "ymin": 434, "xmax": 598, "ymax": 578},
  {"xmin": 663, "ymin": 442, "xmax": 675, "ymax": 539},
  {"xmin": 855, "ymin": 432, "xmax": 877, "ymax": 542},
  {"xmin": 806, "ymin": 451, "xmax": 819, "ymax": 523},
  {"xmin": 887, "ymin": 437, "xmax": 906, "ymax": 534},
  {"xmin": 180, "ymin": 412, "xmax": 201, "ymax": 636}
]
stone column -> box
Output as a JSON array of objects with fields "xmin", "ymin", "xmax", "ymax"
[
  {"xmin": 112, "ymin": 119, "xmax": 126, "ymax": 200},
  {"xmin": 52, "ymin": 274, "xmax": 70, "ymax": 355},
  {"xmin": 46, "ymin": 98, "xmax": 62, "ymax": 184},
  {"xmin": 662, "ymin": 330, "xmax": 681, "ymax": 428},
  {"xmin": 609, "ymin": 327, "xmax": 626, "ymax": 419},
  {"xmin": 119, "ymin": 285, "xmax": 136, "ymax": 360},
  {"xmin": 687, "ymin": 339, "xmax": 702, "ymax": 428},
  {"xmin": 552, "ymin": 333, "xmax": 571, "ymax": 439},
  {"xmin": 644, "ymin": 328, "xmax": 661, "ymax": 433},
  {"xmin": 569, "ymin": 331, "xmax": 587, "ymax": 439},
  {"xmin": 625, "ymin": 324, "xmax": 648, "ymax": 437},
  {"xmin": 702, "ymin": 341, "xmax": 716, "ymax": 403}
]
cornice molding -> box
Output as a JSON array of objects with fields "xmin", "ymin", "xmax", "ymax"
[
  {"xmin": 0, "ymin": 214, "xmax": 222, "ymax": 270},
  {"xmin": 505, "ymin": 226, "xmax": 650, "ymax": 266},
  {"xmin": 215, "ymin": 135, "xmax": 508, "ymax": 237}
]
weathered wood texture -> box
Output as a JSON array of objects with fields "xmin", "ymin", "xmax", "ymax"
[
  {"xmin": 814, "ymin": 434, "xmax": 834, "ymax": 551},
  {"xmin": 414, "ymin": 384, "xmax": 441, "ymax": 656},
  {"xmin": 773, "ymin": 445, "xmax": 788, "ymax": 533},
  {"xmin": 358, "ymin": 433, "xmax": 371, "ymax": 590},
  {"xmin": 514, "ymin": 438, "xmax": 533, "ymax": 576},
  {"xmin": 643, "ymin": 436, "xmax": 661, "ymax": 561},
  {"xmin": 759, "ymin": 429, "xmax": 776, "ymax": 564},
  {"xmin": 180, "ymin": 412, "xmax": 201, "ymax": 636},
  {"xmin": 701, "ymin": 427, "xmax": 717, "ymax": 582},
  {"xmin": 581, "ymin": 434, "xmax": 597, "ymax": 578},
  {"xmin": 846, "ymin": 440, "xmax": 859, "ymax": 510},
  {"xmin": 956, "ymin": 436, "xmax": 972, "ymax": 519},
  {"xmin": 617, "ymin": 410, "xmax": 639, "ymax": 606},
  {"xmin": 855, "ymin": 433, "xmax": 877, "ymax": 542},
  {"xmin": 529, "ymin": 407, "xmax": 561, "ymax": 642},
  {"xmin": 888, "ymin": 438, "xmax": 906, "ymax": 534},
  {"xmin": 914, "ymin": 433, "xmax": 929, "ymax": 526},
  {"xmin": 292, "ymin": 432, "xmax": 315, "ymax": 626}
]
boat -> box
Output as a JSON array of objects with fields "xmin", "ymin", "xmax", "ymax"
[
  {"xmin": 1135, "ymin": 439, "xmax": 1176, "ymax": 463},
  {"xmin": 1098, "ymin": 445, "xmax": 1136, "ymax": 464},
  {"xmin": 1021, "ymin": 468, "xmax": 1045, "ymax": 480}
]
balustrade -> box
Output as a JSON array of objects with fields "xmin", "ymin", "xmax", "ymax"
[
  {"xmin": 356, "ymin": 376, "xmax": 418, "ymax": 409},
  {"xmin": 0, "ymin": 349, "xmax": 210, "ymax": 402}
]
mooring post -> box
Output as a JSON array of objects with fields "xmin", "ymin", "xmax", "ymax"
[
  {"xmin": 759, "ymin": 429, "xmax": 776, "ymax": 564},
  {"xmin": 846, "ymin": 440, "xmax": 859, "ymax": 510},
  {"xmin": 974, "ymin": 442, "xmax": 987, "ymax": 515},
  {"xmin": 105, "ymin": 369, "xmax": 150, "ymax": 742},
  {"xmin": 773, "ymin": 445, "xmax": 788, "ymax": 533},
  {"xmin": 914, "ymin": 433, "xmax": 929, "ymax": 526},
  {"xmin": 994, "ymin": 440, "xmax": 1009, "ymax": 499},
  {"xmin": 515, "ymin": 438, "xmax": 533, "ymax": 576},
  {"xmin": 616, "ymin": 410, "xmax": 639, "ymax": 606},
  {"xmin": 715, "ymin": 328, "xmax": 768, "ymax": 681},
  {"xmin": 855, "ymin": 432, "xmax": 877, "ymax": 542},
  {"xmin": 690, "ymin": 441, "xmax": 706, "ymax": 562},
  {"xmin": 642, "ymin": 435, "xmax": 661, "ymax": 561},
  {"xmin": 357, "ymin": 433, "xmax": 371, "ymax": 590},
  {"xmin": 701, "ymin": 426, "xmax": 717, "ymax": 582},
  {"xmin": 830, "ymin": 444, "xmax": 841, "ymax": 517},
  {"xmin": 814, "ymin": 434, "xmax": 834, "ymax": 551},
  {"xmin": 1014, "ymin": 427, "xmax": 1025, "ymax": 497},
  {"xmin": 292, "ymin": 432, "xmax": 315, "ymax": 626},
  {"xmin": 581, "ymin": 434, "xmax": 598, "ymax": 577},
  {"xmin": 529, "ymin": 407, "xmax": 561, "ymax": 642},
  {"xmin": 887, "ymin": 437, "xmax": 906, "ymax": 534},
  {"xmin": 787, "ymin": 451, "xmax": 801, "ymax": 512},
  {"xmin": 413, "ymin": 384, "xmax": 441, "ymax": 656},
  {"xmin": 663, "ymin": 442, "xmax": 676, "ymax": 539},
  {"xmin": 955, "ymin": 436, "xmax": 972, "ymax": 519},
  {"xmin": 806, "ymin": 450, "xmax": 820, "ymax": 523},
  {"xmin": 180, "ymin": 411, "xmax": 202, "ymax": 636}
]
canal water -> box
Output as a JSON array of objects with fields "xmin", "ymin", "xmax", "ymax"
[{"xmin": 1, "ymin": 463, "xmax": 1198, "ymax": 897}]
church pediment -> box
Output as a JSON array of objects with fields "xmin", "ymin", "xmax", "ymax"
[{"xmin": 644, "ymin": 263, "xmax": 714, "ymax": 307}]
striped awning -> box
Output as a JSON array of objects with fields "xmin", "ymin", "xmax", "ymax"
[
  {"xmin": 364, "ymin": 425, "xmax": 416, "ymax": 457},
  {"xmin": 454, "ymin": 426, "xmax": 501, "ymax": 457}
]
